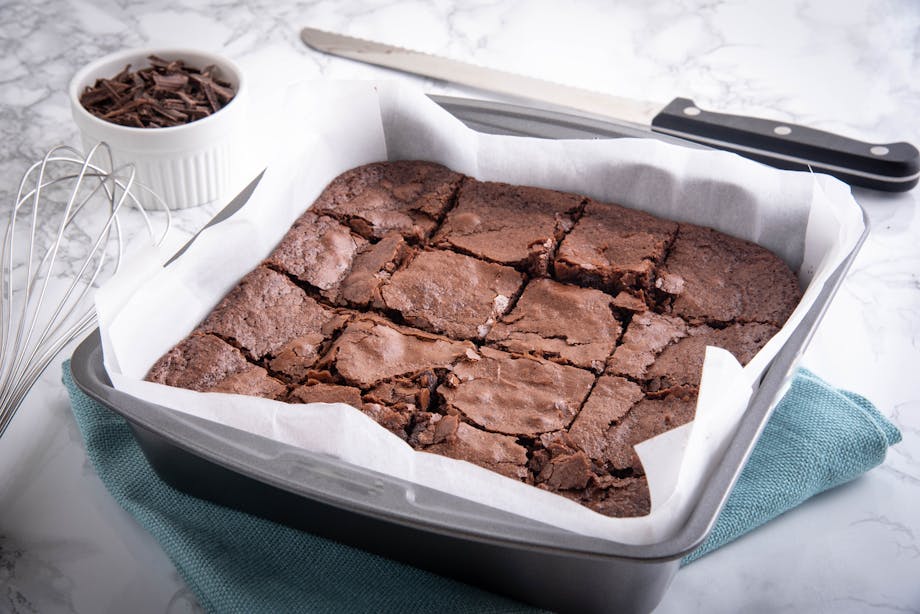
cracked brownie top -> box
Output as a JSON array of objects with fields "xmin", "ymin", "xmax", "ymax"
[{"xmin": 146, "ymin": 160, "xmax": 802, "ymax": 519}]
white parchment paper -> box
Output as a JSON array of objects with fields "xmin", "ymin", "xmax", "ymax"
[{"xmin": 96, "ymin": 81, "xmax": 865, "ymax": 546}]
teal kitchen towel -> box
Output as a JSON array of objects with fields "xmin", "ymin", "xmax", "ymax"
[{"xmin": 63, "ymin": 362, "xmax": 900, "ymax": 612}]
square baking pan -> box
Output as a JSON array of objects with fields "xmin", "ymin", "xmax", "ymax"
[{"xmin": 70, "ymin": 96, "xmax": 869, "ymax": 614}]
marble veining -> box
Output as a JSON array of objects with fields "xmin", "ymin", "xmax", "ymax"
[{"xmin": 1, "ymin": 1, "xmax": 918, "ymax": 612}]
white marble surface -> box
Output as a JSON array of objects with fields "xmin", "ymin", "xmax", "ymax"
[{"xmin": 1, "ymin": 1, "xmax": 919, "ymax": 612}]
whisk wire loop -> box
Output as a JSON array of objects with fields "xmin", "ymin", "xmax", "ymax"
[{"xmin": 0, "ymin": 142, "xmax": 171, "ymax": 437}]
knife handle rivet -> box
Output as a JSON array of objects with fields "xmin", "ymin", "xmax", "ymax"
[
  {"xmin": 870, "ymin": 146, "xmax": 889, "ymax": 156},
  {"xmin": 774, "ymin": 126, "xmax": 792, "ymax": 136},
  {"xmin": 683, "ymin": 106, "xmax": 701, "ymax": 116}
]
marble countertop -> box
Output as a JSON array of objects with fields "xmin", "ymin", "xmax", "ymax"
[{"xmin": 1, "ymin": 1, "xmax": 918, "ymax": 612}]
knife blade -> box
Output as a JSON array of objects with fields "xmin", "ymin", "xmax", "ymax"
[{"xmin": 301, "ymin": 27, "xmax": 919, "ymax": 192}]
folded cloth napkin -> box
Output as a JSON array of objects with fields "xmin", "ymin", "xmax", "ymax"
[{"xmin": 63, "ymin": 362, "xmax": 900, "ymax": 612}]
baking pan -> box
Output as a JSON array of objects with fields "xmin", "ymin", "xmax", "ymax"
[{"xmin": 70, "ymin": 97, "xmax": 869, "ymax": 614}]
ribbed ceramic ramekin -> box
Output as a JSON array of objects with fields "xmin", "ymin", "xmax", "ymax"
[{"xmin": 69, "ymin": 48, "xmax": 247, "ymax": 210}]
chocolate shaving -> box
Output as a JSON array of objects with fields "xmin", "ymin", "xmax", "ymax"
[{"xmin": 79, "ymin": 55, "xmax": 236, "ymax": 128}]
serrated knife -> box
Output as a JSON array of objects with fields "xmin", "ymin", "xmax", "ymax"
[{"xmin": 301, "ymin": 27, "xmax": 919, "ymax": 192}]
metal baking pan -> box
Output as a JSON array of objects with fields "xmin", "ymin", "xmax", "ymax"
[{"xmin": 70, "ymin": 96, "xmax": 869, "ymax": 614}]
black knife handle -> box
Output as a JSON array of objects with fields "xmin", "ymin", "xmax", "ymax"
[{"xmin": 650, "ymin": 97, "xmax": 919, "ymax": 192}]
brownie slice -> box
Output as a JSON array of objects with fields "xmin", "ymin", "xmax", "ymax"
[
  {"xmin": 656, "ymin": 223, "xmax": 801, "ymax": 326},
  {"xmin": 146, "ymin": 333, "xmax": 285, "ymax": 399},
  {"xmin": 486, "ymin": 278, "xmax": 621, "ymax": 372},
  {"xmin": 312, "ymin": 161, "xmax": 463, "ymax": 243},
  {"xmin": 553, "ymin": 378, "xmax": 695, "ymax": 514},
  {"xmin": 643, "ymin": 322, "xmax": 779, "ymax": 394},
  {"xmin": 433, "ymin": 180, "xmax": 582, "ymax": 275},
  {"xmin": 410, "ymin": 413, "xmax": 529, "ymax": 480},
  {"xmin": 529, "ymin": 427, "xmax": 651, "ymax": 517},
  {"xmin": 379, "ymin": 250, "xmax": 525, "ymax": 340},
  {"xmin": 548, "ymin": 375, "xmax": 695, "ymax": 476},
  {"xmin": 287, "ymin": 381, "xmax": 415, "ymax": 440},
  {"xmin": 604, "ymin": 392, "xmax": 697, "ymax": 473},
  {"xmin": 610, "ymin": 291, "xmax": 649, "ymax": 313},
  {"xmin": 335, "ymin": 232, "xmax": 411, "ymax": 307},
  {"xmin": 439, "ymin": 347, "xmax": 595, "ymax": 437},
  {"xmin": 555, "ymin": 199, "xmax": 678, "ymax": 295},
  {"xmin": 567, "ymin": 376, "xmax": 645, "ymax": 462},
  {"xmin": 264, "ymin": 211, "xmax": 367, "ymax": 299},
  {"xmin": 319, "ymin": 315, "xmax": 479, "ymax": 439},
  {"xmin": 606, "ymin": 311, "xmax": 689, "ymax": 380},
  {"xmin": 195, "ymin": 266, "xmax": 348, "ymax": 381},
  {"xmin": 287, "ymin": 382, "xmax": 364, "ymax": 406},
  {"xmin": 561, "ymin": 475, "xmax": 652, "ymax": 518},
  {"xmin": 321, "ymin": 314, "xmax": 478, "ymax": 388}
]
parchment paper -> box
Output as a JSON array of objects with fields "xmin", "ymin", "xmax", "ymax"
[{"xmin": 95, "ymin": 81, "xmax": 865, "ymax": 546}]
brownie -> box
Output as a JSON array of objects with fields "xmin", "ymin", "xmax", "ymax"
[
  {"xmin": 287, "ymin": 382, "xmax": 364, "ymax": 407},
  {"xmin": 364, "ymin": 370, "xmax": 439, "ymax": 414},
  {"xmin": 611, "ymin": 291, "xmax": 648, "ymax": 313},
  {"xmin": 321, "ymin": 314, "xmax": 477, "ymax": 388},
  {"xmin": 439, "ymin": 347, "xmax": 595, "ymax": 436},
  {"xmin": 288, "ymin": 381, "xmax": 414, "ymax": 440},
  {"xmin": 195, "ymin": 266, "xmax": 347, "ymax": 380},
  {"xmin": 604, "ymin": 392, "xmax": 697, "ymax": 472},
  {"xmin": 561, "ymin": 475, "xmax": 651, "ymax": 518},
  {"xmin": 146, "ymin": 334, "xmax": 285, "ymax": 399},
  {"xmin": 379, "ymin": 250, "xmax": 525, "ymax": 340},
  {"xmin": 606, "ymin": 311, "xmax": 689, "ymax": 380},
  {"xmin": 609, "ymin": 313, "xmax": 778, "ymax": 392},
  {"xmin": 367, "ymin": 405, "xmax": 416, "ymax": 438},
  {"xmin": 336, "ymin": 232, "xmax": 410, "ymax": 307},
  {"xmin": 486, "ymin": 278, "xmax": 621, "ymax": 372},
  {"xmin": 264, "ymin": 211, "xmax": 367, "ymax": 298},
  {"xmin": 567, "ymin": 376, "xmax": 645, "ymax": 461},
  {"xmin": 147, "ymin": 160, "xmax": 803, "ymax": 520},
  {"xmin": 411, "ymin": 413, "xmax": 529, "ymax": 480},
  {"xmin": 529, "ymin": 428, "xmax": 651, "ymax": 517},
  {"xmin": 312, "ymin": 161, "xmax": 463, "ymax": 242},
  {"xmin": 656, "ymin": 223, "xmax": 801, "ymax": 325},
  {"xmin": 643, "ymin": 322, "xmax": 779, "ymax": 394},
  {"xmin": 555, "ymin": 199, "xmax": 678, "ymax": 295},
  {"xmin": 433, "ymin": 180, "xmax": 582, "ymax": 275}
]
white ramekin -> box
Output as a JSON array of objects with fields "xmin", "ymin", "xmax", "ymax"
[{"xmin": 69, "ymin": 48, "xmax": 247, "ymax": 210}]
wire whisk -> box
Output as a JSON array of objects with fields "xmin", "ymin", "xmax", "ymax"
[{"xmin": 0, "ymin": 142, "xmax": 171, "ymax": 438}]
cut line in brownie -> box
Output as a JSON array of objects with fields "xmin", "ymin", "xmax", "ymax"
[
  {"xmin": 606, "ymin": 311, "xmax": 689, "ymax": 381},
  {"xmin": 553, "ymin": 376, "xmax": 696, "ymax": 478},
  {"xmin": 311, "ymin": 160, "xmax": 464, "ymax": 243},
  {"xmin": 603, "ymin": 391, "xmax": 697, "ymax": 473},
  {"xmin": 266, "ymin": 211, "xmax": 412, "ymax": 308},
  {"xmin": 555, "ymin": 199, "xmax": 678, "ymax": 296},
  {"xmin": 194, "ymin": 266, "xmax": 349, "ymax": 382},
  {"xmin": 655, "ymin": 223, "xmax": 801, "ymax": 326},
  {"xmin": 378, "ymin": 249, "xmax": 525, "ymax": 341},
  {"xmin": 433, "ymin": 180, "xmax": 583, "ymax": 276},
  {"xmin": 567, "ymin": 376, "xmax": 645, "ymax": 462},
  {"xmin": 146, "ymin": 333, "xmax": 286, "ymax": 399},
  {"xmin": 264, "ymin": 211, "xmax": 367, "ymax": 299},
  {"xmin": 486, "ymin": 278, "xmax": 622, "ymax": 372}
]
